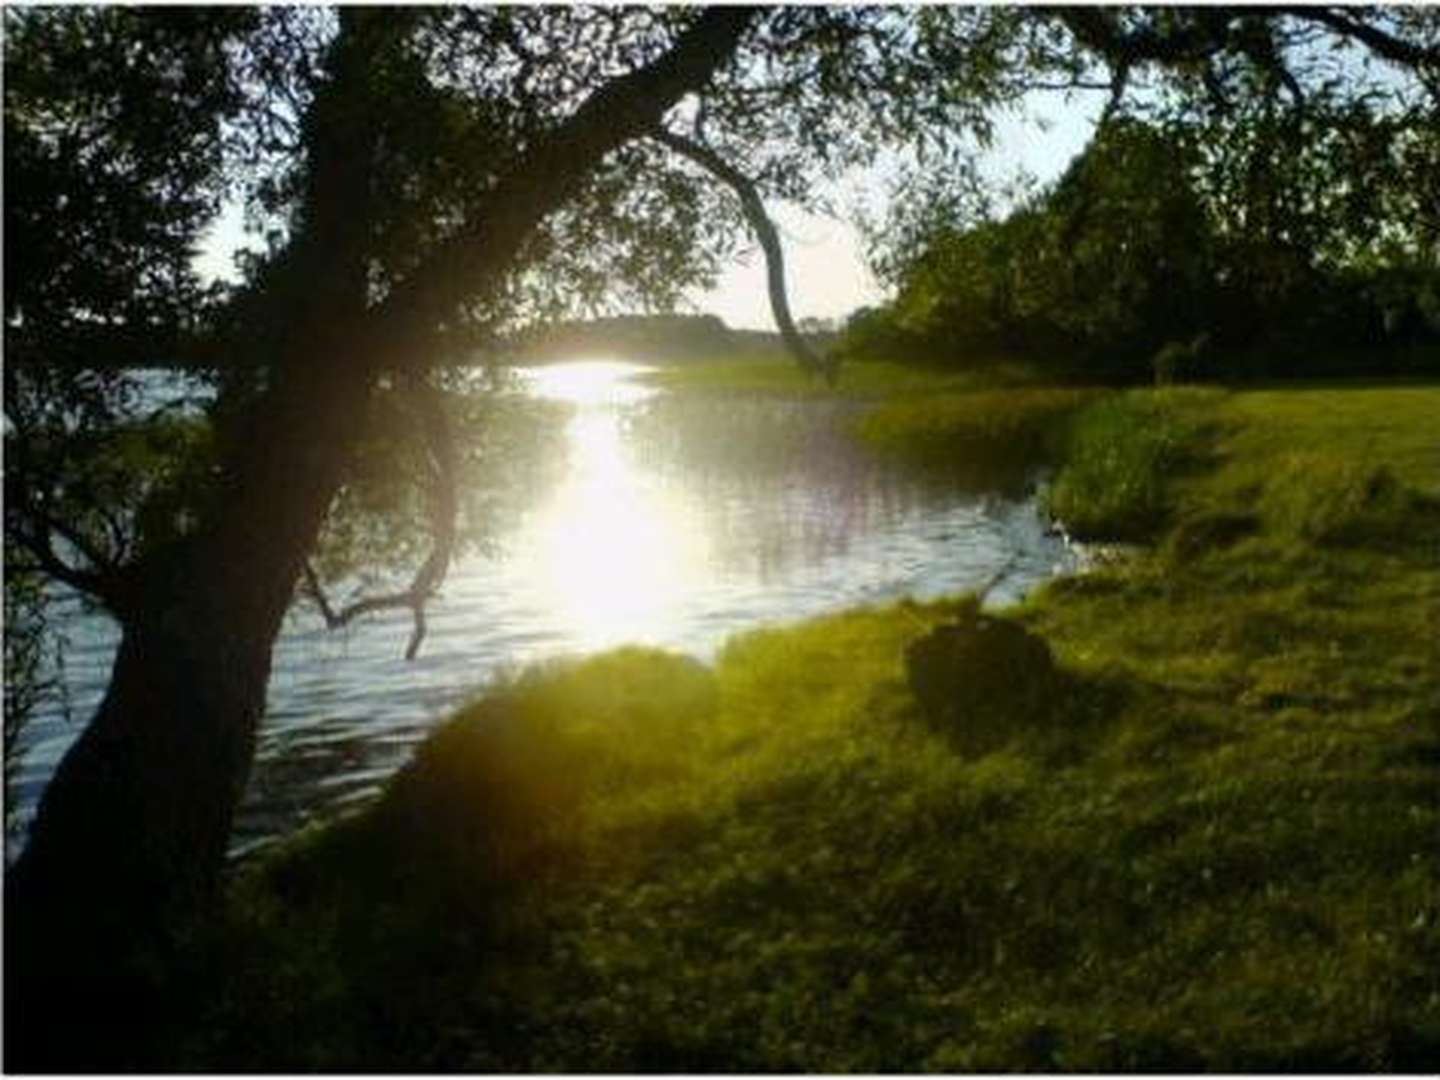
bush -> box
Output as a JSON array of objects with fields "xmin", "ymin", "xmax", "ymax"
[
  {"xmin": 833, "ymin": 304, "xmax": 924, "ymax": 366},
  {"xmin": 904, "ymin": 601, "xmax": 1063, "ymax": 756},
  {"xmin": 1046, "ymin": 388, "xmax": 1222, "ymax": 541}
]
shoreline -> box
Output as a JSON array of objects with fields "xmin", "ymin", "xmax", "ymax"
[{"xmin": 47, "ymin": 370, "xmax": 1440, "ymax": 1070}]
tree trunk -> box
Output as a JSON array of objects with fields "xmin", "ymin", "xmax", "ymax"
[
  {"xmin": 5, "ymin": 599, "xmax": 279, "ymax": 1067},
  {"xmin": 5, "ymin": 331, "xmax": 375, "ymax": 1067},
  {"xmin": 6, "ymin": 1, "xmax": 382, "ymax": 923},
  {"xmin": 4, "ymin": 10, "xmax": 758, "ymax": 1067}
]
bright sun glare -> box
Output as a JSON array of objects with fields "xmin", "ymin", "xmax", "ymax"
[{"xmin": 524, "ymin": 360, "xmax": 708, "ymax": 650}]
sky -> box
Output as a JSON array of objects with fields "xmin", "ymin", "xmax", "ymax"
[
  {"xmin": 691, "ymin": 90, "xmax": 1105, "ymax": 330},
  {"xmin": 195, "ymin": 88, "xmax": 1105, "ymax": 333}
]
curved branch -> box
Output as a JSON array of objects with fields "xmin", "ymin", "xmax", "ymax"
[
  {"xmin": 650, "ymin": 128, "xmax": 839, "ymax": 385},
  {"xmin": 36, "ymin": 512, "xmax": 119, "ymax": 586},
  {"xmin": 1284, "ymin": 6, "xmax": 1440, "ymax": 72},
  {"xmin": 371, "ymin": 7, "xmax": 757, "ymax": 372},
  {"xmin": 302, "ymin": 374, "xmax": 458, "ymax": 660},
  {"xmin": 302, "ymin": 562, "xmax": 436, "ymax": 660},
  {"xmin": 6, "ymin": 522, "xmax": 129, "ymax": 615},
  {"xmin": 1060, "ymin": 6, "xmax": 1439, "ymax": 109}
]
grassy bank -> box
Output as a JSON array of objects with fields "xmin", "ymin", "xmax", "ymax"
[
  {"xmin": 644, "ymin": 353, "xmax": 1101, "ymax": 484},
  {"xmin": 640, "ymin": 352, "xmax": 1043, "ymax": 398},
  {"xmin": 164, "ymin": 380, "xmax": 1440, "ymax": 1071},
  {"xmin": 856, "ymin": 386, "xmax": 1099, "ymax": 476}
]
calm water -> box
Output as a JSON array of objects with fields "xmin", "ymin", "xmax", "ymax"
[{"xmin": 11, "ymin": 360, "xmax": 1079, "ymax": 857}]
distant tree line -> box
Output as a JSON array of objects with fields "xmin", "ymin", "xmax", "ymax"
[
  {"xmin": 475, "ymin": 312, "xmax": 842, "ymax": 365},
  {"xmin": 509, "ymin": 313, "xmax": 735, "ymax": 362},
  {"xmin": 842, "ymin": 98, "xmax": 1440, "ymax": 382}
]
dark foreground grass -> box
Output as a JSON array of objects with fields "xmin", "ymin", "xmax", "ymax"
[{"xmin": 163, "ymin": 382, "xmax": 1440, "ymax": 1071}]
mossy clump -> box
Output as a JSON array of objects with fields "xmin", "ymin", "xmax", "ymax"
[
  {"xmin": 903, "ymin": 602, "xmax": 1063, "ymax": 755},
  {"xmin": 372, "ymin": 648, "xmax": 717, "ymax": 889}
]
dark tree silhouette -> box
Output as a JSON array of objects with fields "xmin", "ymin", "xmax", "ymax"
[{"xmin": 2, "ymin": 7, "xmax": 1035, "ymax": 1065}]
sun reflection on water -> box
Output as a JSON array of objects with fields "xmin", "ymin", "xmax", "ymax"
[{"xmin": 522, "ymin": 359, "xmax": 709, "ymax": 650}]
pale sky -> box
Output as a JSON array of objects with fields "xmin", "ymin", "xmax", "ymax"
[
  {"xmin": 695, "ymin": 90, "xmax": 1105, "ymax": 329},
  {"xmin": 196, "ymin": 89, "xmax": 1104, "ymax": 332}
]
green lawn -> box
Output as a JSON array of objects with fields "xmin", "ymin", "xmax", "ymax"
[
  {"xmin": 168, "ymin": 379, "xmax": 1439, "ymax": 1071},
  {"xmin": 1212, "ymin": 383, "xmax": 1440, "ymax": 493}
]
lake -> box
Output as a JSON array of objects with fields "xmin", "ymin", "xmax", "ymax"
[{"xmin": 10, "ymin": 359, "xmax": 1080, "ymax": 858}]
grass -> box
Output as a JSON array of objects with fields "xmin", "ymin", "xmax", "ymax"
[
  {"xmin": 641, "ymin": 352, "xmax": 1042, "ymax": 399},
  {"xmin": 856, "ymin": 387, "xmax": 1098, "ymax": 477},
  {"xmin": 645, "ymin": 352, "xmax": 1100, "ymax": 485},
  {"xmin": 143, "ymin": 378, "xmax": 1440, "ymax": 1071},
  {"xmin": 1044, "ymin": 387, "xmax": 1228, "ymax": 540}
]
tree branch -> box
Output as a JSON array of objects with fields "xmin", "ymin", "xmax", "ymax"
[
  {"xmin": 7, "ymin": 523, "xmax": 127, "ymax": 614},
  {"xmin": 1056, "ymin": 6, "xmax": 1236, "ymax": 69},
  {"xmin": 650, "ymin": 128, "xmax": 839, "ymax": 385},
  {"xmin": 371, "ymin": 7, "xmax": 757, "ymax": 372},
  {"xmin": 1284, "ymin": 6, "xmax": 1440, "ymax": 72},
  {"xmin": 301, "ymin": 375, "xmax": 457, "ymax": 660},
  {"xmin": 1059, "ymin": 6, "xmax": 1439, "ymax": 109}
]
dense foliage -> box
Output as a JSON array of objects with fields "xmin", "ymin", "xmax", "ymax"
[{"xmin": 847, "ymin": 13, "xmax": 1440, "ymax": 381}]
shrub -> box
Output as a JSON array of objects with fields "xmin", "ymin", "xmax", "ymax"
[
  {"xmin": 1046, "ymin": 388, "xmax": 1222, "ymax": 540},
  {"xmin": 903, "ymin": 600, "xmax": 1063, "ymax": 756}
]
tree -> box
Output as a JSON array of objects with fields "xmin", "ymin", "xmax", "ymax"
[
  {"xmin": 855, "ymin": 7, "xmax": 1440, "ymax": 377},
  {"xmin": 2, "ymin": 6, "xmax": 1047, "ymax": 1065},
  {"xmin": 863, "ymin": 117, "xmax": 1217, "ymax": 376}
]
